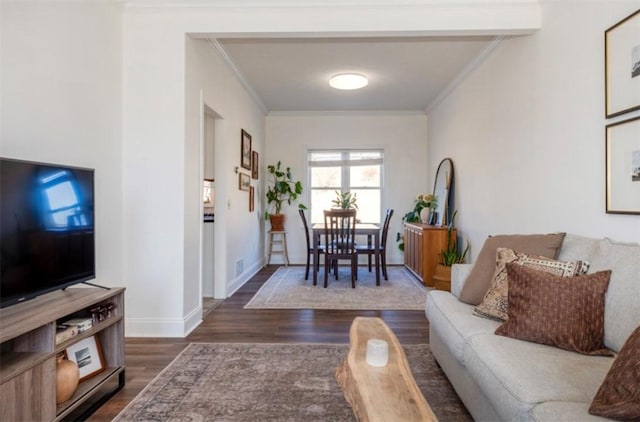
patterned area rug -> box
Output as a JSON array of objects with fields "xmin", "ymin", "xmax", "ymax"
[
  {"xmin": 114, "ymin": 343, "xmax": 471, "ymax": 422},
  {"xmin": 244, "ymin": 266, "xmax": 430, "ymax": 310}
]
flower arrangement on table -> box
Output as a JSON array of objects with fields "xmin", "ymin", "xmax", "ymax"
[
  {"xmin": 402, "ymin": 193, "xmax": 438, "ymax": 223},
  {"xmin": 396, "ymin": 193, "xmax": 438, "ymax": 251}
]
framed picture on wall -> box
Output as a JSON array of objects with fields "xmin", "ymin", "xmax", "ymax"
[
  {"xmin": 241, "ymin": 129, "xmax": 252, "ymax": 170},
  {"xmin": 239, "ymin": 172, "xmax": 250, "ymax": 191},
  {"xmin": 605, "ymin": 9, "xmax": 640, "ymax": 118},
  {"xmin": 606, "ymin": 115, "xmax": 640, "ymax": 214},
  {"xmin": 251, "ymin": 151, "xmax": 259, "ymax": 179}
]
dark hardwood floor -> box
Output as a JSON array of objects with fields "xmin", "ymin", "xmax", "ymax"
[{"xmin": 86, "ymin": 265, "xmax": 429, "ymax": 421}]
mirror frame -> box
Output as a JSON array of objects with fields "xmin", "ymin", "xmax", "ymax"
[{"xmin": 432, "ymin": 158, "xmax": 454, "ymax": 226}]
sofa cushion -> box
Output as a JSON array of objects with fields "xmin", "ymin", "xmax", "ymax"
[
  {"xmin": 464, "ymin": 333, "xmax": 614, "ymax": 422},
  {"xmin": 589, "ymin": 238, "xmax": 640, "ymax": 353},
  {"xmin": 425, "ymin": 290, "xmax": 499, "ymax": 363},
  {"xmin": 532, "ymin": 402, "xmax": 612, "ymax": 422},
  {"xmin": 589, "ymin": 324, "xmax": 640, "ymax": 420},
  {"xmin": 495, "ymin": 265, "xmax": 613, "ymax": 356},
  {"xmin": 458, "ymin": 233, "xmax": 566, "ymax": 305},
  {"xmin": 474, "ymin": 248, "xmax": 589, "ymax": 321}
]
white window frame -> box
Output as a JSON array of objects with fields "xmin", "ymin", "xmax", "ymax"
[{"xmin": 307, "ymin": 149, "xmax": 384, "ymax": 224}]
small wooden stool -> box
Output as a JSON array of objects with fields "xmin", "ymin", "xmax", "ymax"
[{"xmin": 267, "ymin": 230, "xmax": 289, "ymax": 266}]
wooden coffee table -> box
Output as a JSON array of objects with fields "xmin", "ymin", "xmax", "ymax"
[{"xmin": 335, "ymin": 317, "xmax": 438, "ymax": 422}]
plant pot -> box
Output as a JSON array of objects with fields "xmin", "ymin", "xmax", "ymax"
[
  {"xmin": 269, "ymin": 214, "xmax": 286, "ymax": 231},
  {"xmin": 433, "ymin": 264, "xmax": 452, "ymax": 292},
  {"xmin": 56, "ymin": 353, "xmax": 79, "ymax": 404}
]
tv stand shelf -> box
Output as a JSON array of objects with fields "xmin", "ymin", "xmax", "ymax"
[{"xmin": 0, "ymin": 287, "xmax": 125, "ymax": 422}]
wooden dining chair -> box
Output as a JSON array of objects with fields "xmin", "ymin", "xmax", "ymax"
[
  {"xmin": 299, "ymin": 209, "xmax": 324, "ymax": 281},
  {"xmin": 323, "ymin": 209, "xmax": 358, "ymax": 288},
  {"xmin": 356, "ymin": 209, "xmax": 394, "ymax": 280}
]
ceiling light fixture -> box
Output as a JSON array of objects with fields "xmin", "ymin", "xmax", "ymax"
[{"xmin": 329, "ymin": 73, "xmax": 368, "ymax": 90}]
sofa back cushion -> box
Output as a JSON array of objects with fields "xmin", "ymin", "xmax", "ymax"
[
  {"xmin": 588, "ymin": 238, "xmax": 640, "ymax": 353},
  {"xmin": 458, "ymin": 233, "xmax": 566, "ymax": 305}
]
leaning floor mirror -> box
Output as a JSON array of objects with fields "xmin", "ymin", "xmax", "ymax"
[{"xmin": 433, "ymin": 158, "xmax": 454, "ymax": 226}]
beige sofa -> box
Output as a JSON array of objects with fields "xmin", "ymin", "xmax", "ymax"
[{"xmin": 425, "ymin": 234, "xmax": 640, "ymax": 421}]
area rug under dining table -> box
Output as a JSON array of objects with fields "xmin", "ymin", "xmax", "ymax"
[
  {"xmin": 113, "ymin": 342, "xmax": 471, "ymax": 422},
  {"xmin": 243, "ymin": 266, "xmax": 430, "ymax": 310}
]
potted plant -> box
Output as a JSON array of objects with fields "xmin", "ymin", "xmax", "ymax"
[
  {"xmin": 331, "ymin": 190, "xmax": 358, "ymax": 210},
  {"xmin": 433, "ymin": 210, "xmax": 469, "ymax": 290},
  {"xmin": 402, "ymin": 193, "xmax": 437, "ymax": 223},
  {"xmin": 264, "ymin": 161, "xmax": 306, "ymax": 231}
]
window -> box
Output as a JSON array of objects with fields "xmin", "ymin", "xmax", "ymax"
[{"xmin": 308, "ymin": 149, "xmax": 383, "ymax": 224}]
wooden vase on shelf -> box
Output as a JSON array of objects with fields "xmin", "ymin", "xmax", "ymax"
[{"xmin": 56, "ymin": 353, "xmax": 79, "ymax": 404}]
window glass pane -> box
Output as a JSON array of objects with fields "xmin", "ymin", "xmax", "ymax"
[
  {"xmin": 352, "ymin": 189, "xmax": 380, "ymax": 224},
  {"xmin": 311, "ymin": 166, "xmax": 341, "ymax": 188},
  {"xmin": 350, "ymin": 164, "xmax": 380, "ymax": 187},
  {"xmin": 310, "ymin": 189, "xmax": 335, "ymax": 223}
]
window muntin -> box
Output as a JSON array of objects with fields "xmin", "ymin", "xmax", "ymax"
[{"xmin": 308, "ymin": 150, "xmax": 383, "ymax": 224}]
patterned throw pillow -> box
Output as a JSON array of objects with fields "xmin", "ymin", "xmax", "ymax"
[
  {"xmin": 473, "ymin": 248, "xmax": 590, "ymax": 321},
  {"xmin": 589, "ymin": 325, "xmax": 640, "ymax": 420},
  {"xmin": 495, "ymin": 264, "xmax": 613, "ymax": 356}
]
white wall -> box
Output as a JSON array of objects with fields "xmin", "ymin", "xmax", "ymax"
[
  {"xmin": 266, "ymin": 112, "xmax": 429, "ymax": 265},
  {"xmin": 1, "ymin": 2, "xmax": 123, "ymax": 287},
  {"xmin": 428, "ymin": 0, "xmax": 640, "ymax": 262},
  {"xmin": 3, "ymin": 0, "xmax": 542, "ymax": 337}
]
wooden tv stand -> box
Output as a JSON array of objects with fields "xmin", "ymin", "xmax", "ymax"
[{"xmin": 0, "ymin": 287, "xmax": 125, "ymax": 421}]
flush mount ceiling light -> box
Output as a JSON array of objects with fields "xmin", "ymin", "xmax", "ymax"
[{"xmin": 329, "ymin": 73, "xmax": 369, "ymax": 90}]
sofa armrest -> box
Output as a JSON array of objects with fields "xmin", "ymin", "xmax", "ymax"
[{"xmin": 451, "ymin": 263, "xmax": 473, "ymax": 298}]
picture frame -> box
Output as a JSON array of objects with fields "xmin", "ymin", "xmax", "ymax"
[
  {"xmin": 249, "ymin": 186, "xmax": 255, "ymax": 212},
  {"xmin": 239, "ymin": 172, "xmax": 250, "ymax": 191},
  {"xmin": 606, "ymin": 115, "xmax": 640, "ymax": 214},
  {"xmin": 241, "ymin": 129, "xmax": 252, "ymax": 170},
  {"xmin": 65, "ymin": 335, "xmax": 106, "ymax": 382},
  {"xmin": 251, "ymin": 151, "xmax": 259, "ymax": 179},
  {"xmin": 605, "ymin": 9, "xmax": 640, "ymax": 118},
  {"xmin": 203, "ymin": 179, "xmax": 214, "ymax": 206}
]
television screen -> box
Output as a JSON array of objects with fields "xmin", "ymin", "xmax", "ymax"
[{"xmin": 1, "ymin": 158, "xmax": 95, "ymax": 308}]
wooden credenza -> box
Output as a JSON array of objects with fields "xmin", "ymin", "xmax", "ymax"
[
  {"xmin": 0, "ymin": 287, "xmax": 125, "ymax": 421},
  {"xmin": 404, "ymin": 222, "xmax": 454, "ymax": 287}
]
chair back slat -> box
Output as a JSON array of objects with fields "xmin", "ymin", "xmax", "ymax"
[
  {"xmin": 323, "ymin": 209, "xmax": 357, "ymax": 254},
  {"xmin": 299, "ymin": 209, "xmax": 312, "ymax": 250},
  {"xmin": 380, "ymin": 209, "xmax": 394, "ymax": 248}
]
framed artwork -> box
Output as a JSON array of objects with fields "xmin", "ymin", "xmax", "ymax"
[
  {"xmin": 606, "ymin": 115, "xmax": 640, "ymax": 214},
  {"xmin": 605, "ymin": 9, "xmax": 640, "ymax": 118},
  {"xmin": 241, "ymin": 129, "xmax": 252, "ymax": 170},
  {"xmin": 203, "ymin": 179, "xmax": 214, "ymax": 206},
  {"xmin": 239, "ymin": 172, "xmax": 250, "ymax": 191},
  {"xmin": 249, "ymin": 186, "xmax": 255, "ymax": 212},
  {"xmin": 251, "ymin": 151, "xmax": 259, "ymax": 179},
  {"xmin": 65, "ymin": 335, "xmax": 106, "ymax": 382}
]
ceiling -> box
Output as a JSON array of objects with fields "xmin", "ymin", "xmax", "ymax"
[{"xmin": 214, "ymin": 36, "xmax": 498, "ymax": 113}]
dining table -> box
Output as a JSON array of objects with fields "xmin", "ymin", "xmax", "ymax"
[{"xmin": 311, "ymin": 222, "xmax": 382, "ymax": 286}]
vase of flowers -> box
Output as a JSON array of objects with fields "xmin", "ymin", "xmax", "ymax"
[{"xmin": 403, "ymin": 193, "xmax": 438, "ymax": 224}]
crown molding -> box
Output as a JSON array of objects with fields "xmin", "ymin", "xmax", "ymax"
[
  {"xmin": 207, "ymin": 38, "xmax": 269, "ymax": 114},
  {"xmin": 425, "ymin": 35, "xmax": 505, "ymax": 115}
]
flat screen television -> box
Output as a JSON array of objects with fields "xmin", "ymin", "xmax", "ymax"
[{"xmin": 1, "ymin": 158, "xmax": 95, "ymax": 308}]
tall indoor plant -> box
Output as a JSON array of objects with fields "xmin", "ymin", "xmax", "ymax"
[
  {"xmin": 434, "ymin": 210, "xmax": 469, "ymax": 290},
  {"xmin": 264, "ymin": 161, "xmax": 306, "ymax": 231}
]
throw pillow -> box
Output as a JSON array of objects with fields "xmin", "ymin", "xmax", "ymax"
[
  {"xmin": 473, "ymin": 248, "xmax": 590, "ymax": 321},
  {"xmin": 495, "ymin": 264, "xmax": 613, "ymax": 356},
  {"xmin": 589, "ymin": 324, "xmax": 640, "ymax": 420},
  {"xmin": 458, "ymin": 233, "xmax": 566, "ymax": 305}
]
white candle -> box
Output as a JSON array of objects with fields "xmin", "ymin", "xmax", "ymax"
[{"xmin": 366, "ymin": 339, "xmax": 389, "ymax": 367}]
